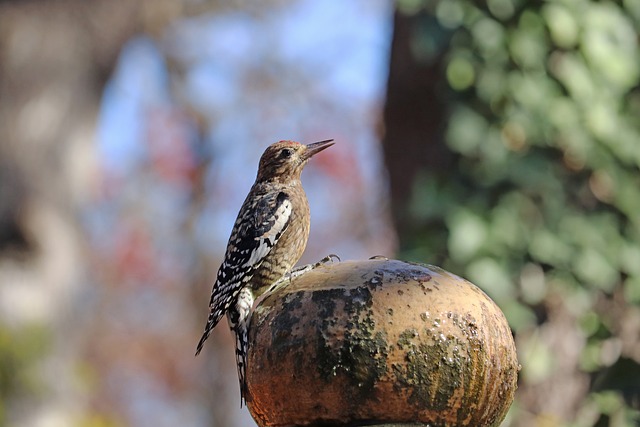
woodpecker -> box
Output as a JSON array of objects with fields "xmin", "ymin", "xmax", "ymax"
[{"xmin": 195, "ymin": 139, "xmax": 334, "ymax": 405}]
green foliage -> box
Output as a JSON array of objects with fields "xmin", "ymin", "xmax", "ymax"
[
  {"xmin": 0, "ymin": 325, "xmax": 48, "ymax": 425},
  {"xmin": 401, "ymin": 0, "xmax": 640, "ymax": 425}
]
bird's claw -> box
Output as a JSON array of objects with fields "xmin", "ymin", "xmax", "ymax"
[{"xmin": 315, "ymin": 253, "xmax": 340, "ymax": 266}]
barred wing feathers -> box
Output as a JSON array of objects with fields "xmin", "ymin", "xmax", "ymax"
[{"xmin": 195, "ymin": 191, "xmax": 291, "ymax": 355}]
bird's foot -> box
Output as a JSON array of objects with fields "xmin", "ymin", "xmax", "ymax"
[
  {"xmin": 265, "ymin": 254, "xmax": 341, "ymax": 294},
  {"xmin": 288, "ymin": 253, "xmax": 340, "ymax": 279}
]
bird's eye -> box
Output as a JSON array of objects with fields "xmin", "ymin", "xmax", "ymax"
[{"xmin": 280, "ymin": 148, "xmax": 292, "ymax": 159}]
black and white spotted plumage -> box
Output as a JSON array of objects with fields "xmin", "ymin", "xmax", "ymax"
[
  {"xmin": 195, "ymin": 139, "xmax": 334, "ymax": 406},
  {"xmin": 195, "ymin": 190, "xmax": 292, "ymax": 355}
]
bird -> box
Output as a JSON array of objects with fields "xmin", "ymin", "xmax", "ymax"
[{"xmin": 195, "ymin": 139, "xmax": 335, "ymax": 405}]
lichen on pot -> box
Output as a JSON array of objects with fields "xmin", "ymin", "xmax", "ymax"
[{"xmin": 246, "ymin": 259, "xmax": 519, "ymax": 427}]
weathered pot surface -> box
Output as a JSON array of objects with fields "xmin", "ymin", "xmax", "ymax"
[{"xmin": 247, "ymin": 259, "xmax": 519, "ymax": 427}]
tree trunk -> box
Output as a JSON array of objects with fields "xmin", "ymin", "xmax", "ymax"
[{"xmin": 380, "ymin": 9, "xmax": 452, "ymax": 242}]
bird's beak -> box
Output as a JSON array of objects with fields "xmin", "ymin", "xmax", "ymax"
[{"xmin": 302, "ymin": 139, "xmax": 334, "ymax": 160}]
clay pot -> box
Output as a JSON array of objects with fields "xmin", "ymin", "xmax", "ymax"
[{"xmin": 246, "ymin": 259, "xmax": 519, "ymax": 426}]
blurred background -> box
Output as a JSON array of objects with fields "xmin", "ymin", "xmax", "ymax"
[{"xmin": 1, "ymin": 0, "xmax": 639, "ymax": 426}]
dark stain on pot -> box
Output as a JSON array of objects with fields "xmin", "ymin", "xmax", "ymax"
[
  {"xmin": 364, "ymin": 269, "xmax": 385, "ymax": 290},
  {"xmin": 401, "ymin": 268, "xmax": 433, "ymax": 285},
  {"xmin": 372, "ymin": 261, "xmax": 434, "ymax": 291},
  {"xmin": 314, "ymin": 286, "xmax": 389, "ymax": 397},
  {"xmin": 311, "ymin": 288, "xmax": 344, "ymax": 379},
  {"xmin": 271, "ymin": 292, "xmax": 303, "ymax": 335},
  {"xmin": 409, "ymin": 262, "xmax": 449, "ymax": 278},
  {"xmin": 313, "ymin": 288, "xmax": 338, "ymax": 320},
  {"xmin": 269, "ymin": 291, "xmax": 305, "ymax": 367}
]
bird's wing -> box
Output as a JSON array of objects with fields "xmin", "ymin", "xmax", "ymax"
[
  {"xmin": 195, "ymin": 191, "xmax": 291, "ymax": 355},
  {"xmin": 241, "ymin": 191, "xmax": 292, "ymax": 267}
]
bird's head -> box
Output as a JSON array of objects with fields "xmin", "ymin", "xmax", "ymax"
[{"xmin": 256, "ymin": 139, "xmax": 334, "ymax": 183}]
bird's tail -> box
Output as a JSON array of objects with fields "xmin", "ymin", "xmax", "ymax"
[
  {"xmin": 227, "ymin": 288, "xmax": 254, "ymax": 407},
  {"xmin": 233, "ymin": 321, "xmax": 249, "ymax": 407},
  {"xmin": 195, "ymin": 308, "xmax": 224, "ymax": 356}
]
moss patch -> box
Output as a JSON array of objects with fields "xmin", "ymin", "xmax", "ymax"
[
  {"xmin": 393, "ymin": 324, "xmax": 484, "ymax": 425},
  {"xmin": 313, "ymin": 286, "xmax": 389, "ymax": 397}
]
